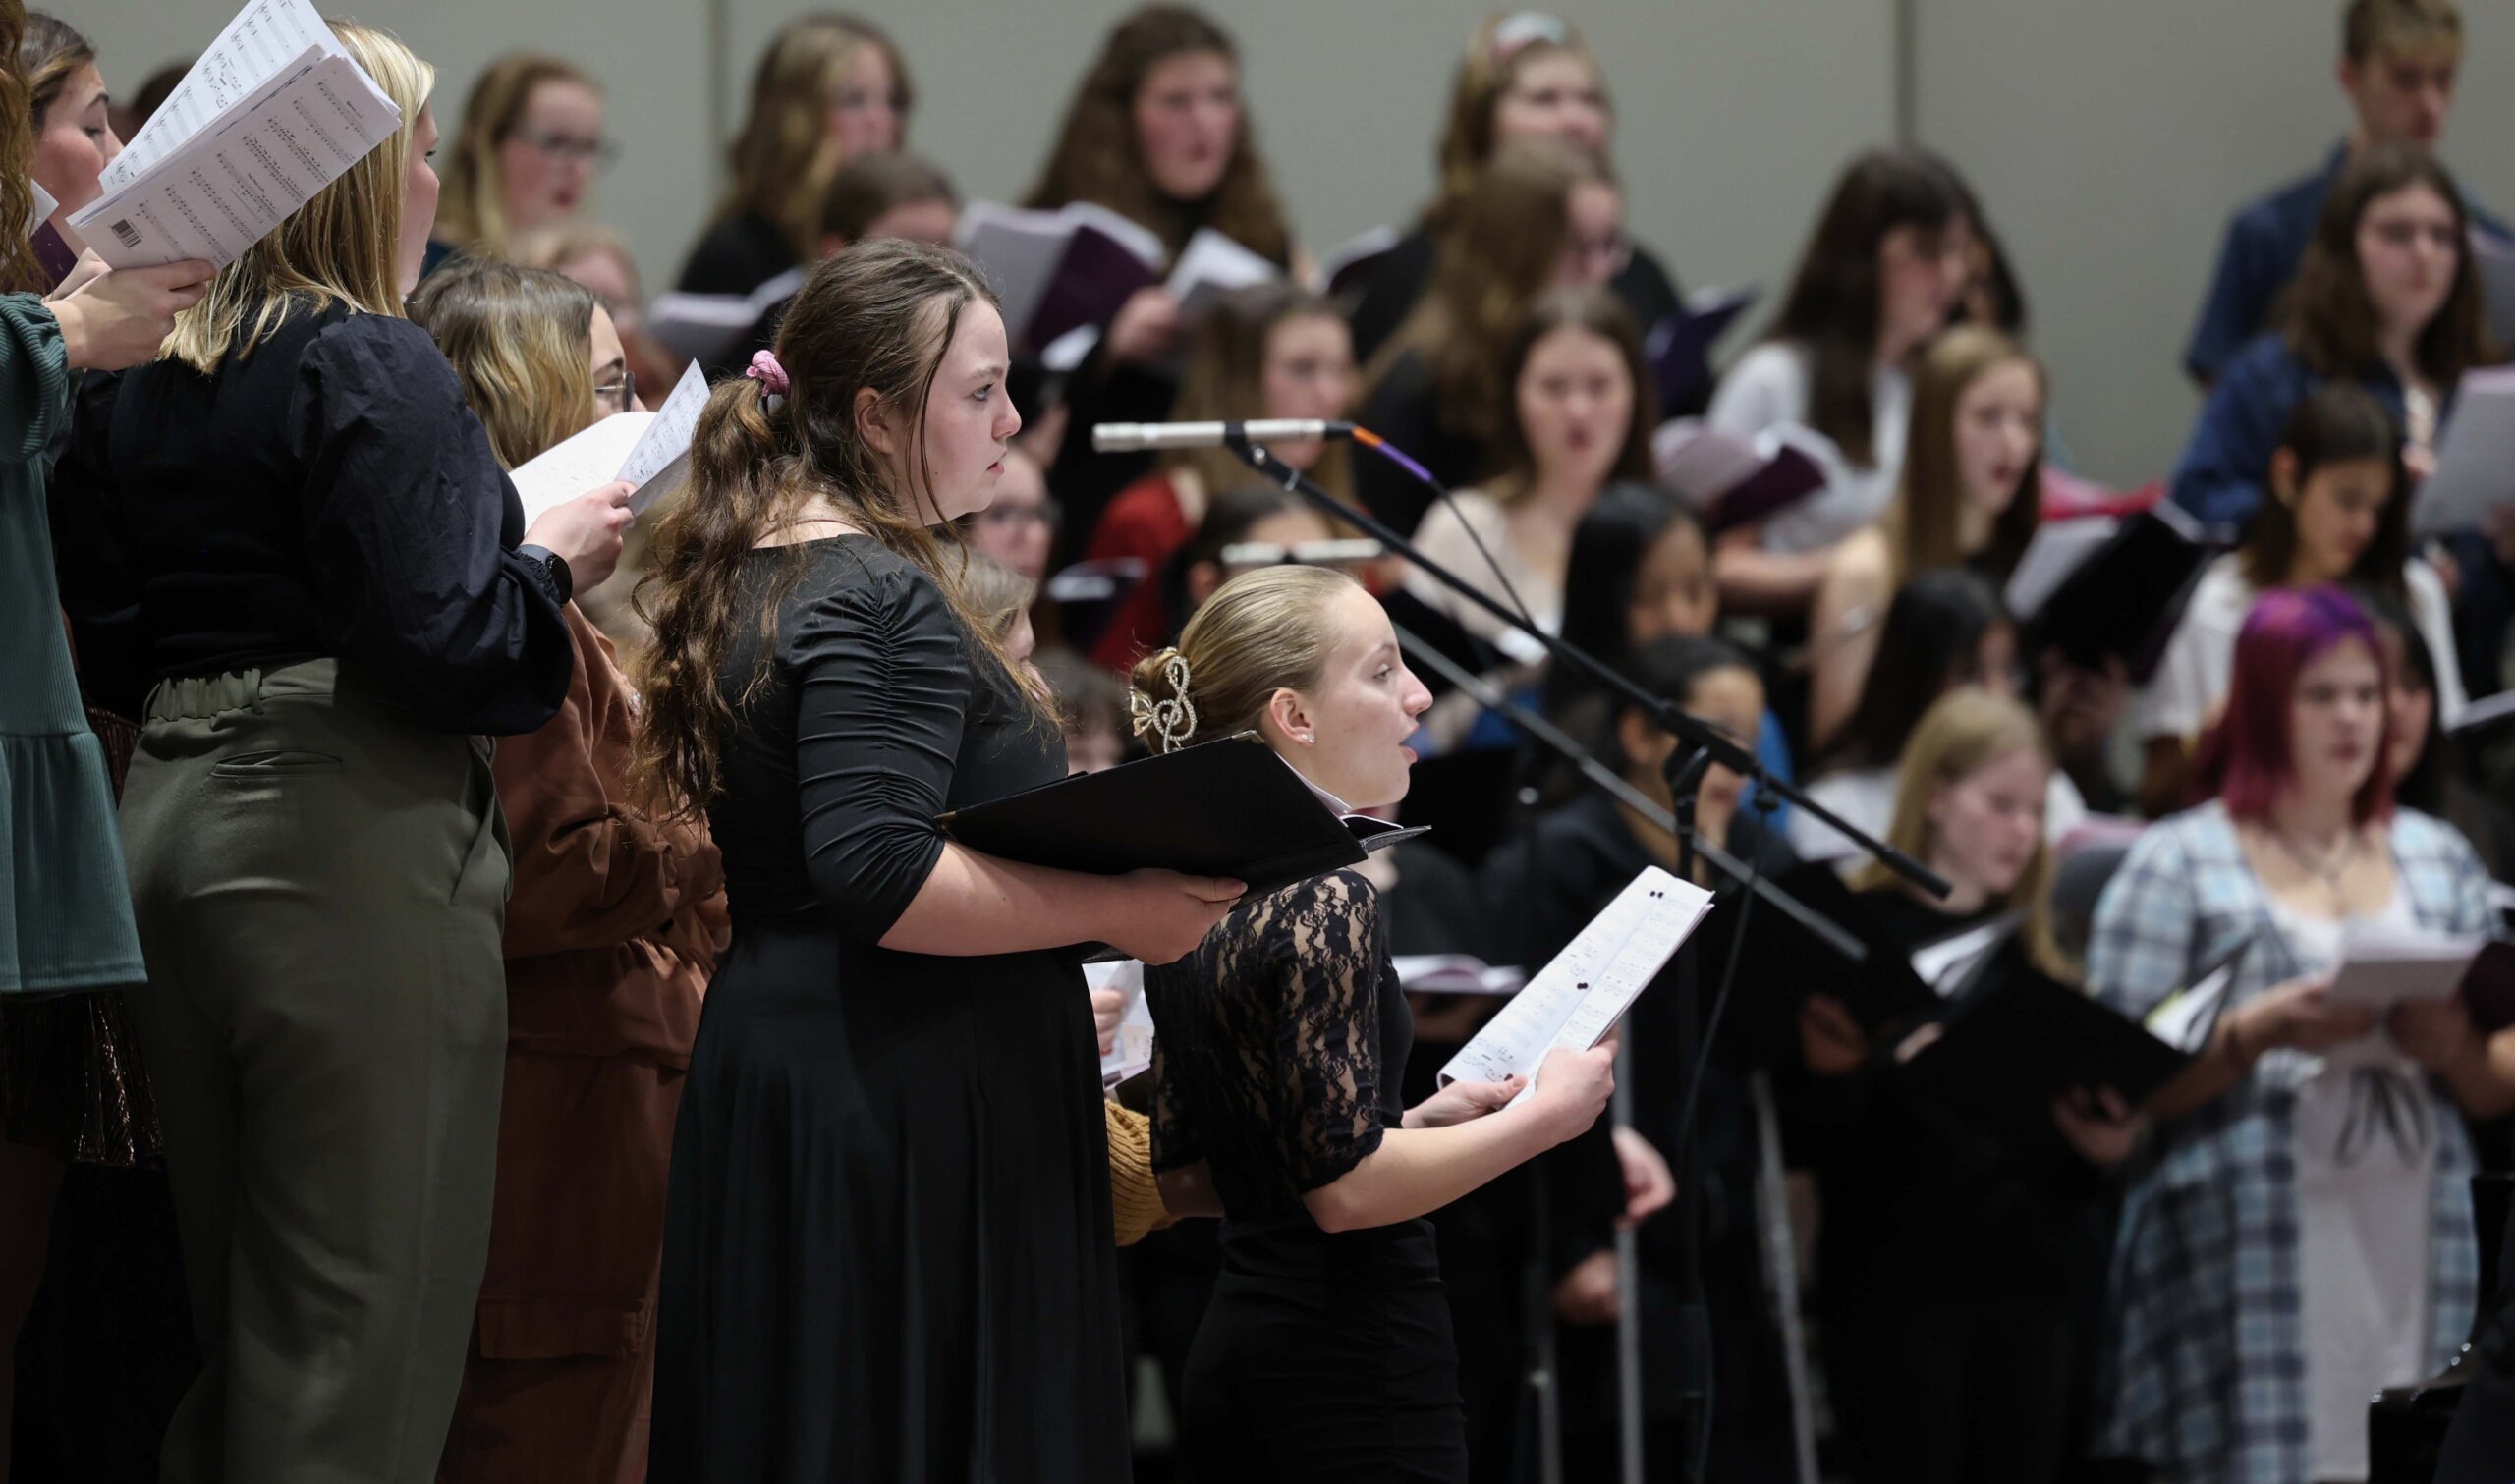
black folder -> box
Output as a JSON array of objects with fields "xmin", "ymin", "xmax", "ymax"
[
  {"xmin": 2019, "ymin": 507, "xmax": 2213, "ymax": 683},
  {"xmin": 1896, "ymin": 932, "xmax": 2254, "ymax": 1132},
  {"xmin": 937, "ymin": 731, "xmax": 1426, "ymax": 897},
  {"xmin": 1713, "ymin": 864, "xmax": 1945, "ymax": 1067}
]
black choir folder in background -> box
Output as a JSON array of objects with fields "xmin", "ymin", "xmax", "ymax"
[
  {"xmin": 936, "ymin": 732, "xmax": 1426, "ymax": 898},
  {"xmin": 1896, "ymin": 931, "xmax": 2256, "ymax": 1133}
]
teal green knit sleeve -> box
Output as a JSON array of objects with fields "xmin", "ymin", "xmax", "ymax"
[{"xmin": 0, "ymin": 292, "xmax": 70, "ymax": 465}]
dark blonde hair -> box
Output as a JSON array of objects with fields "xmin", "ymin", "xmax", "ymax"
[
  {"xmin": 1854, "ymin": 688, "xmax": 2068, "ymax": 975},
  {"xmin": 0, "ymin": 0, "xmax": 49, "ymax": 293},
  {"xmin": 1129, "ymin": 564, "xmax": 1359, "ymax": 752},
  {"xmin": 1424, "ymin": 12, "xmax": 1610, "ymax": 234},
  {"xmin": 1023, "ymin": 5, "xmax": 1291, "ymax": 265},
  {"xmin": 719, "ymin": 14, "xmax": 913, "ymax": 263},
  {"xmin": 1883, "ymin": 325, "xmax": 2043, "ymax": 583},
  {"xmin": 406, "ymin": 258, "xmax": 599, "ymax": 468},
  {"xmin": 634, "ymin": 239, "xmax": 1046, "ymax": 817},
  {"xmin": 2345, "ymin": 0, "xmax": 2461, "ymax": 60},
  {"xmin": 160, "ymin": 21, "xmax": 433, "ymax": 375},
  {"xmin": 961, "ymin": 551, "xmax": 1035, "ymax": 643},
  {"xmin": 433, "ymin": 52, "xmax": 601, "ymax": 256},
  {"xmin": 1164, "ymin": 281, "xmax": 1352, "ymax": 505},
  {"xmin": 819, "ymin": 149, "xmax": 957, "ymax": 244},
  {"xmin": 1366, "ymin": 136, "xmax": 1606, "ymax": 458}
]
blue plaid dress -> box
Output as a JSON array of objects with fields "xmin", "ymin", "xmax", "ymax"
[{"xmin": 2086, "ymin": 801, "xmax": 2490, "ymax": 1483}]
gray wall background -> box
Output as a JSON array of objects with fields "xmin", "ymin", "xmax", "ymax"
[{"xmin": 64, "ymin": 0, "xmax": 2515, "ymax": 489}]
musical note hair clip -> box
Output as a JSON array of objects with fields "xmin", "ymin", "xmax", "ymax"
[
  {"xmin": 746, "ymin": 350, "xmax": 789, "ymax": 410},
  {"xmin": 1129, "ymin": 652, "xmax": 1199, "ymax": 754}
]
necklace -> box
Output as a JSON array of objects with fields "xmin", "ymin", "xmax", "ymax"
[{"xmin": 2266, "ymin": 824, "xmax": 2356, "ymax": 893}]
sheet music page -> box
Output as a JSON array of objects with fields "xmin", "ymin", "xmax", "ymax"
[
  {"xmin": 956, "ymin": 201, "xmax": 1074, "ymax": 343},
  {"xmin": 27, "ymin": 182, "xmax": 53, "ymax": 235},
  {"xmin": 1439, "ymin": 867, "xmax": 1713, "ymax": 1094},
  {"xmin": 1910, "ymin": 917, "xmax": 2014, "ymax": 997},
  {"xmin": 508, "ymin": 412, "xmax": 653, "ymax": 524},
  {"xmin": 73, "ymin": 52, "xmax": 400, "ymax": 270},
  {"xmin": 2414, "ymin": 367, "xmax": 2515, "ymax": 536},
  {"xmin": 2326, "ymin": 918, "xmax": 2484, "ymax": 1008},
  {"xmin": 2145, "ymin": 961, "xmax": 2237, "ymax": 1052},
  {"xmin": 105, "ymin": 0, "xmax": 342, "ymax": 193},
  {"xmin": 1087, "ymin": 960, "xmax": 1154, "ymax": 1086},
  {"xmin": 619, "ymin": 361, "xmax": 709, "ymax": 493},
  {"xmin": 1165, "ymin": 227, "xmax": 1277, "ymax": 317}
]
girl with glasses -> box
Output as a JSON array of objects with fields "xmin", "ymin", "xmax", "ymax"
[{"xmin": 428, "ymin": 53, "xmax": 612, "ymax": 278}]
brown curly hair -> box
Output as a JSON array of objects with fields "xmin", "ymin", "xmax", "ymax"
[
  {"xmin": 717, "ymin": 14, "xmax": 914, "ymax": 264},
  {"xmin": 1022, "ymin": 5, "xmax": 1291, "ymax": 266},
  {"xmin": 0, "ymin": 0, "xmax": 45, "ymax": 294},
  {"xmin": 632, "ymin": 239, "xmax": 1048, "ymax": 819}
]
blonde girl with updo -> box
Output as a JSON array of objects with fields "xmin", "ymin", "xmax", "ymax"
[
  {"xmin": 1132, "ymin": 564, "xmax": 1615, "ymax": 1482},
  {"xmin": 633, "ymin": 237, "xmax": 1241, "ymax": 1478}
]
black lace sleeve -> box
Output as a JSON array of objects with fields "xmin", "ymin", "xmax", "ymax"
[
  {"xmin": 1148, "ymin": 1030, "xmax": 1201, "ymax": 1173},
  {"xmin": 1259, "ymin": 871, "xmax": 1390, "ymax": 1192}
]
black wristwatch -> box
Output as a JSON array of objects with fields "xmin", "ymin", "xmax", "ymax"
[{"xmin": 519, "ymin": 543, "xmax": 574, "ymax": 605}]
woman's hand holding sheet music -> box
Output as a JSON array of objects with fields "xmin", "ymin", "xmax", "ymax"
[
  {"xmin": 1103, "ymin": 287, "xmax": 1182, "ymax": 363},
  {"xmin": 1524, "ymin": 1043, "xmax": 1616, "ymax": 1143},
  {"xmin": 2049, "ymin": 1087, "xmax": 2143, "ymax": 1168},
  {"xmin": 1090, "ymin": 986, "xmax": 1127, "ymax": 1055},
  {"xmin": 1403, "ymin": 1074, "xmax": 1526, "ymax": 1128},
  {"xmin": 2228, "ymin": 972, "xmax": 2371, "ymax": 1058},
  {"xmin": 49, "ymin": 257, "xmax": 214, "ymax": 371},
  {"xmin": 522, "ymin": 480, "xmax": 636, "ymax": 589},
  {"xmin": 2388, "ymin": 995, "xmax": 2480, "ymax": 1072}
]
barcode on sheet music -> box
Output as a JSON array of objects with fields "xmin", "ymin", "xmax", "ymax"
[{"xmin": 107, "ymin": 218, "xmax": 140, "ymax": 248}]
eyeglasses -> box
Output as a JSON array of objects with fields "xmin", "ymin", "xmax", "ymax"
[
  {"xmin": 595, "ymin": 370, "xmax": 637, "ymax": 415},
  {"xmin": 509, "ymin": 128, "xmax": 622, "ymax": 172}
]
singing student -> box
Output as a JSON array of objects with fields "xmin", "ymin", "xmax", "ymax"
[
  {"xmin": 1024, "ymin": 3, "xmax": 1301, "ymax": 546},
  {"xmin": 1793, "ymin": 689, "xmax": 2139, "ymax": 1484},
  {"xmin": 632, "ymin": 238, "xmax": 1240, "ymax": 1479},
  {"xmin": 426, "ymin": 51, "xmax": 611, "ymax": 275},
  {"xmin": 1704, "ymin": 147, "xmax": 1977, "ymax": 614},
  {"xmin": 47, "ymin": 23, "xmax": 632, "ymax": 1481},
  {"xmin": 2092, "ymin": 586, "xmax": 2515, "ymax": 1484},
  {"xmin": 408, "ymin": 258, "xmax": 726, "ymax": 1484},
  {"xmin": 1133, "ymin": 564, "xmax": 1616, "ymax": 1482}
]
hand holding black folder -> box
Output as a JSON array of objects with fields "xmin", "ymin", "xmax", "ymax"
[
  {"xmin": 2015, "ymin": 507, "xmax": 2213, "ymax": 683},
  {"xmin": 1894, "ymin": 933, "xmax": 2254, "ymax": 1134},
  {"xmin": 936, "ymin": 732, "xmax": 1426, "ymax": 897}
]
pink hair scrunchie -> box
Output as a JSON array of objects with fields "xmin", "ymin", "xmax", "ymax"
[{"xmin": 745, "ymin": 350, "xmax": 790, "ymax": 397}]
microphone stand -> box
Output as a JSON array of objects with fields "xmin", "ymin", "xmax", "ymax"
[{"xmin": 1218, "ymin": 434, "xmax": 1927, "ymax": 1484}]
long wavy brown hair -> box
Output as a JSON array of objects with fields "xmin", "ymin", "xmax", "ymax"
[
  {"xmin": 1422, "ymin": 12, "xmax": 1612, "ymax": 235},
  {"xmin": 1481, "ymin": 285, "xmax": 1656, "ymax": 503},
  {"xmin": 0, "ymin": 0, "xmax": 44, "ymax": 294},
  {"xmin": 716, "ymin": 13, "xmax": 913, "ymax": 264},
  {"xmin": 1163, "ymin": 281, "xmax": 1352, "ymax": 504},
  {"xmin": 633, "ymin": 239, "xmax": 1048, "ymax": 820},
  {"xmin": 1364, "ymin": 136, "xmax": 1602, "ymax": 461},
  {"xmin": 2282, "ymin": 141, "xmax": 2495, "ymax": 387},
  {"xmin": 1022, "ymin": 5, "xmax": 1291, "ymax": 265},
  {"xmin": 1882, "ymin": 324, "xmax": 2044, "ymax": 584}
]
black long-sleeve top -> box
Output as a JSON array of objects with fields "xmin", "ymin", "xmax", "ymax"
[{"xmin": 51, "ymin": 302, "xmax": 572, "ymax": 734}]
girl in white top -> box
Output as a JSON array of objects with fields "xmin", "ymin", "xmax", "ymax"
[
  {"xmin": 1705, "ymin": 146, "xmax": 1978, "ymax": 614},
  {"xmin": 1407, "ymin": 285, "xmax": 1655, "ymax": 660},
  {"xmin": 2138, "ymin": 381, "xmax": 2464, "ymax": 814}
]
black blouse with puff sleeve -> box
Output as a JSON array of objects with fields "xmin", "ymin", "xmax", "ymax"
[
  {"xmin": 50, "ymin": 302, "xmax": 571, "ymax": 733},
  {"xmin": 1146, "ymin": 867, "xmax": 1438, "ymax": 1276},
  {"xmin": 651, "ymin": 535, "xmax": 1129, "ymax": 1481}
]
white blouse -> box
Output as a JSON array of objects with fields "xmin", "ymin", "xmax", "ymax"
[
  {"xmin": 2135, "ymin": 554, "xmax": 2467, "ymax": 742},
  {"xmin": 1704, "ymin": 341, "xmax": 1912, "ymax": 555}
]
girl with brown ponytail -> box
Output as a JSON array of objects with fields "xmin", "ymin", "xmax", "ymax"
[
  {"xmin": 632, "ymin": 236, "xmax": 1242, "ymax": 1479},
  {"xmin": 1132, "ymin": 564, "xmax": 1616, "ymax": 1481}
]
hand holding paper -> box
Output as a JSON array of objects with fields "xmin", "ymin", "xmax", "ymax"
[{"xmin": 508, "ymin": 360, "xmax": 710, "ymax": 524}]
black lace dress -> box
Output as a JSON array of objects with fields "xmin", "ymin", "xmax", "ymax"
[{"xmin": 1145, "ymin": 868, "xmax": 1469, "ymax": 1482}]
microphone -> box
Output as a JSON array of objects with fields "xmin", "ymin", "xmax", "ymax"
[{"xmin": 1091, "ymin": 419, "xmax": 1354, "ymax": 453}]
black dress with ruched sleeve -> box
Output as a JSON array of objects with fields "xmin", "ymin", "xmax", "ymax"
[{"xmin": 648, "ymin": 535, "xmax": 1127, "ymax": 1481}]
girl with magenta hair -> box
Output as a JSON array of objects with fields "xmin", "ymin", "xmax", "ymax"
[{"xmin": 2088, "ymin": 585, "xmax": 2515, "ymax": 1484}]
